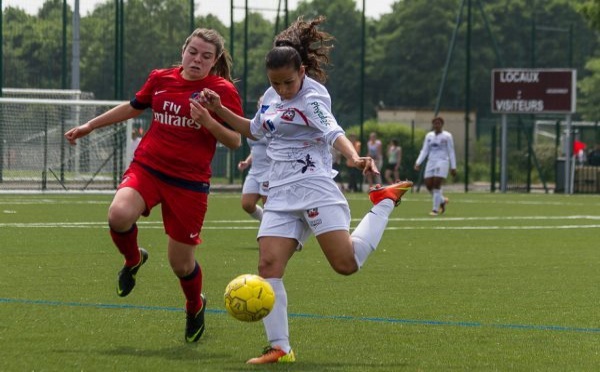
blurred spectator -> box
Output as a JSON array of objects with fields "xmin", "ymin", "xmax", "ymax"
[
  {"xmin": 366, "ymin": 132, "xmax": 383, "ymax": 188},
  {"xmin": 573, "ymin": 140, "xmax": 587, "ymax": 164},
  {"xmin": 346, "ymin": 133, "xmax": 362, "ymax": 192},
  {"xmin": 384, "ymin": 139, "xmax": 402, "ymax": 185},
  {"xmin": 588, "ymin": 144, "xmax": 600, "ymax": 166}
]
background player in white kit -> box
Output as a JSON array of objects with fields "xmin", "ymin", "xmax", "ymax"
[
  {"xmin": 237, "ymin": 136, "xmax": 270, "ymax": 221},
  {"xmin": 414, "ymin": 116, "xmax": 457, "ymax": 216},
  {"xmin": 196, "ymin": 16, "xmax": 413, "ymax": 365}
]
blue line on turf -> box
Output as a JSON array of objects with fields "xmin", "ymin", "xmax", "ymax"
[{"xmin": 2, "ymin": 297, "xmax": 599, "ymax": 334}]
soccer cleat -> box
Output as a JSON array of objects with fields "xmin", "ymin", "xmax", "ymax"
[
  {"xmin": 117, "ymin": 248, "xmax": 148, "ymax": 297},
  {"xmin": 246, "ymin": 346, "xmax": 296, "ymax": 364},
  {"xmin": 368, "ymin": 180, "xmax": 413, "ymax": 207},
  {"xmin": 429, "ymin": 210, "xmax": 439, "ymax": 216},
  {"xmin": 185, "ymin": 293, "xmax": 206, "ymax": 343},
  {"xmin": 439, "ymin": 197, "xmax": 449, "ymax": 214}
]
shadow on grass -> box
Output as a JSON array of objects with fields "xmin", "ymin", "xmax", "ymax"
[{"xmin": 98, "ymin": 344, "xmax": 229, "ymax": 361}]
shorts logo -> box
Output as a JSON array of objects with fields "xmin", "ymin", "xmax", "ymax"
[
  {"xmin": 306, "ymin": 208, "xmax": 319, "ymax": 218},
  {"xmin": 189, "ymin": 232, "xmax": 199, "ymax": 239}
]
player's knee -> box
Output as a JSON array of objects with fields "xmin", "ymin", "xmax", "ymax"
[
  {"xmin": 331, "ymin": 260, "xmax": 358, "ymax": 276},
  {"xmin": 257, "ymin": 259, "xmax": 283, "ymax": 278},
  {"xmin": 108, "ymin": 205, "xmax": 137, "ymax": 231}
]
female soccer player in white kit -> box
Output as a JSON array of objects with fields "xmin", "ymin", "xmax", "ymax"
[
  {"xmin": 414, "ymin": 116, "xmax": 457, "ymax": 215},
  {"xmin": 196, "ymin": 16, "xmax": 413, "ymax": 364}
]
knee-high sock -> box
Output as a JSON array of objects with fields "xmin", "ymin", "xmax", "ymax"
[
  {"xmin": 179, "ymin": 262, "xmax": 203, "ymax": 314},
  {"xmin": 263, "ymin": 278, "xmax": 291, "ymax": 353},
  {"xmin": 110, "ymin": 224, "xmax": 140, "ymax": 267},
  {"xmin": 351, "ymin": 199, "xmax": 394, "ymax": 268},
  {"xmin": 432, "ymin": 189, "xmax": 442, "ymax": 211},
  {"xmin": 250, "ymin": 205, "xmax": 263, "ymax": 221}
]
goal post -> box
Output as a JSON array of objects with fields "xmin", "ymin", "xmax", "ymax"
[{"xmin": 0, "ymin": 96, "xmax": 134, "ymax": 191}]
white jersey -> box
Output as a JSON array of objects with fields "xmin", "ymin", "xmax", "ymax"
[
  {"xmin": 415, "ymin": 130, "xmax": 457, "ymax": 169},
  {"xmin": 246, "ymin": 136, "xmax": 270, "ymax": 182},
  {"xmin": 250, "ymin": 76, "xmax": 345, "ymax": 188}
]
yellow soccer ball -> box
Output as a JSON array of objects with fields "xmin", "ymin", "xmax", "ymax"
[{"xmin": 224, "ymin": 274, "xmax": 275, "ymax": 322}]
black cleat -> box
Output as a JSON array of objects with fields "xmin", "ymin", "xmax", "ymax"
[
  {"xmin": 116, "ymin": 248, "xmax": 148, "ymax": 297},
  {"xmin": 185, "ymin": 293, "xmax": 206, "ymax": 343}
]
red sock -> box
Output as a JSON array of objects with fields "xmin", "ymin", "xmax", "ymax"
[
  {"xmin": 110, "ymin": 224, "xmax": 140, "ymax": 267},
  {"xmin": 179, "ymin": 262, "xmax": 203, "ymax": 314}
]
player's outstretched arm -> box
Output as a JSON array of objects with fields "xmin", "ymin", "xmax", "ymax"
[
  {"xmin": 64, "ymin": 102, "xmax": 142, "ymax": 145},
  {"xmin": 199, "ymin": 89, "xmax": 255, "ymax": 139},
  {"xmin": 189, "ymin": 99, "xmax": 241, "ymax": 150},
  {"xmin": 333, "ymin": 135, "xmax": 379, "ymax": 176}
]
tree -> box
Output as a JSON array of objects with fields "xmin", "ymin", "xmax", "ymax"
[
  {"xmin": 295, "ymin": 0, "xmax": 364, "ymax": 126},
  {"xmin": 578, "ymin": 0, "xmax": 600, "ymax": 29},
  {"xmin": 576, "ymin": 0, "xmax": 600, "ymax": 120}
]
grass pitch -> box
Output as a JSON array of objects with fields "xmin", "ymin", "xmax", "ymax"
[{"xmin": 1, "ymin": 191, "xmax": 599, "ymax": 371}]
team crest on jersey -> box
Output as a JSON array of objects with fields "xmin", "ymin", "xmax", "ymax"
[
  {"xmin": 297, "ymin": 154, "xmax": 316, "ymax": 173},
  {"xmin": 306, "ymin": 208, "xmax": 319, "ymax": 218},
  {"xmin": 190, "ymin": 91, "xmax": 202, "ymax": 101},
  {"xmin": 281, "ymin": 109, "xmax": 296, "ymax": 121}
]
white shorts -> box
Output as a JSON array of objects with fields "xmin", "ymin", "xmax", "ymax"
[
  {"xmin": 242, "ymin": 174, "xmax": 269, "ymax": 196},
  {"xmin": 424, "ymin": 159, "xmax": 450, "ymax": 179},
  {"xmin": 258, "ymin": 203, "xmax": 351, "ymax": 250},
  {"xmin": 258, "ymin": 177, "xmax": 350, "ymax": 249}
]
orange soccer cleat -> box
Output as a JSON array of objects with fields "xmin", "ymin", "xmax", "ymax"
[
  {"xmin": 368, "ymin": 180, "xmax": 413, "ymax": 207},
  {"xmin": 246, "ymin": 346, "xmax": 296, "ymax": 364}
]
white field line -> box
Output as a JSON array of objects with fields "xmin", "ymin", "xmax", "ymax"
[
  {"xmin": 1, "ymin": 196, "xmax": 600, "ymax": 207},
  {"xmin": 1, "ymin": 215, "xmax": 600, "ymax": 230}
]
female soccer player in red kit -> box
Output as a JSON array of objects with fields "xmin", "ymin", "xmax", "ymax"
[{"xmin": 64, "ymin": 28, "xmax": 243, "ymax": 343}]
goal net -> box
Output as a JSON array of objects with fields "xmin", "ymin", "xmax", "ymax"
[{"xmin": 0, "ymin": 89, "xmax": 144, "ymax": 191}]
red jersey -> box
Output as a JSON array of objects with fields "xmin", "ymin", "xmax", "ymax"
[{"xmin": 132, "ymin": 67, "xmax": 243, "ymax": 182}]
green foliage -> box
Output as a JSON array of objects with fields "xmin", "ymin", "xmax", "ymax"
[
  {"xmin": 2, "ymin": 0, "xmax": 599, "ymax": 123},
  {"xmin": 578, "ymin": 58, "xmax": 600, "ymax": 120},
  {"xmin": 577, "ymin": 0, "xmax": 600, "ymax": 30},
  {"xmin": 345, "ymin": 120, "xmax": 427, "ymax": 181}
]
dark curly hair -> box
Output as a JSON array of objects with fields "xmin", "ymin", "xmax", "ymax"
[{"xmin": 265, "ymin": 16, "xmax": 334, "ymax": 83}]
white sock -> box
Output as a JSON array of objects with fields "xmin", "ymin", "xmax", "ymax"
[
  {"xmin": 432, "ymin": 189, "xmax": 441, "ymax": 211},
  {"xmin": 351, "ymin": 199, "xmax": 393, "ymax": 268},
  {"xmin": 263, "ymin": 278, "xmax": 291, "ymax": 353},
  {"xmin": 249, "ymin": 205, "xmax": 263, "ymax": 221}
]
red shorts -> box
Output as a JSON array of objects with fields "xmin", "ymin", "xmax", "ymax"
[{"xmin": 118, "ymin": 162, "xmax": 208, "ymax": 245}]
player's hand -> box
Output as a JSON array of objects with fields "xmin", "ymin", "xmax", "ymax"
[
  {"xmin": 238, "ymin": 160, "xmax": 250, "ymax": 171},
  {"xmin": 351, "ymin": 156, "xmax": 380, "ymax": 176},
  {"xmin": 189, "ymin": 98, "xmax": 212, "ymax": 124},
  {"xmin": 414, "ymin": 164, "xmax": 420, "ymax": 171},
  {"xmin": 64, "ymin": 123, "xmax": 93, "ymax": 145},
  {"xmin": 198, "ymin": 88, "xmax": 223, "ymax": 112},
  {"xmin": 450, "ymin": 169, "xmax": 457, "ymax": 177}
]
